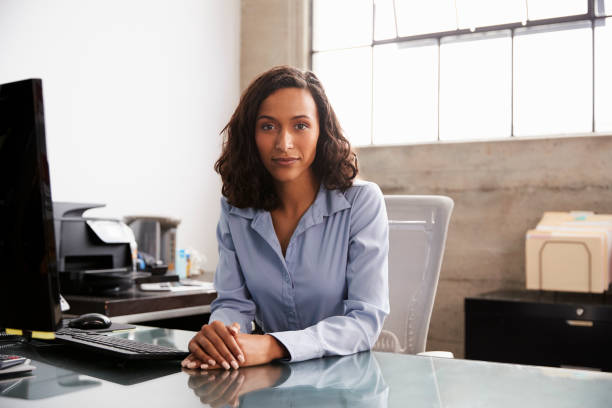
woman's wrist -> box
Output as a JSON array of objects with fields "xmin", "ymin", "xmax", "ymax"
[{"xmin": 265, "ymin": 334, "xmax": 289, "ymax": 360}]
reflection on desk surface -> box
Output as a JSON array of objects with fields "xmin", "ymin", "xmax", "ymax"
[
  {"xmin": 111, "ymin": 326, "xmax": 184, "ymax": 350},
  {"xmin": 184, "ymin": 352, "xmax": 388, "ymax": 407},
  {"xmin": 1, "ymin": 326, "xmax": 612, "ymax": 407},
  {"xmin": 375, "ymin": 352, "xmax": 612, "ymax": 408},
  {"xmin": 0, "ymin": 359, "xmax": 100, "ymax": 400},
  {"xmin": 183, "ymin": 350, "xmax": 612, "ymax": 408},
  {"xmin": 0, "ymin": 327, "xmax": 188, "ymax": 391}
]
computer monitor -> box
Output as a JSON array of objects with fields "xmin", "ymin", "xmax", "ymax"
[{"xmin": 0, "ymin": 78, "xmax": 62, "ymax": 336}]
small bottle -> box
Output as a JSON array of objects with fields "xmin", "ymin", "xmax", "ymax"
[
  {"xmin": 186, "ymin": 252, "xmax": 191, "ymax": 278},
  {"xmin": 176, "ymin": 249, "xmax": 187, "ymax": 279}
]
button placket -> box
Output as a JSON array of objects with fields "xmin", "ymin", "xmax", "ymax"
[{"xmin": 283, "ymin": 239, "xmax": 300, "ymax": 329}]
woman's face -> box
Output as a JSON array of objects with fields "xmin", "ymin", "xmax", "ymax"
[{"xmin": 255, "ymin": 87, "xmax": 320, "ymax": 186}]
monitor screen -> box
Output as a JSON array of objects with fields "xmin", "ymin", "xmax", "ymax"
[{"xmin": 0, "ymin": 78, "xmax": 62, "ymax": 334}]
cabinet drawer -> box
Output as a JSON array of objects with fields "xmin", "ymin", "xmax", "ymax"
[{"xmin": 465, "ymin": 295, "xmax": 612, "ymax": 371}]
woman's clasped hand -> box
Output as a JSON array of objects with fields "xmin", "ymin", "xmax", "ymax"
[
  {"xmin": 182, "ymin": 320, "xmax": 288, "ymax": 370},
  {"xmin": 183, "ymin": 320, "xmax": 243, "ymax": 370}
]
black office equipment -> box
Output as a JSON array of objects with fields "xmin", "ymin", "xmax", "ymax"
[
  {"xmin": 54, "ymin": 328, "xmax": 188, "ymax": 360},
  {"xmin": 465, "ymin": 289, "xmax": 612, "ymax": 372},
  {"xmin": 54, "ymin": 201, "xmax": 149, "ymax": 294},
  {"xmin": 0, "ymin": 78, "xmax": 188, "ymax": 360},
  {"xmin": 68, "ymin": 313, "xmax": 112, "ymax": 330},
  {"xmin": 0, "ymin": 78, "xmax": 62, "ymax": 334}
]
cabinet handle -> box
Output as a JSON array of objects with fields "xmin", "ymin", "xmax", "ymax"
[{"xmin": 565, "ymin": 320, "xmax": 593, "ymax": 327}]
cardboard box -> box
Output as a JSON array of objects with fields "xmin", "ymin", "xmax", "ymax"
[{"xmin": 525, "ymin": 211, "xmax": 612, "ymax": 293}]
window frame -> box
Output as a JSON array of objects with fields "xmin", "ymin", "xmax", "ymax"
[{"xmin": 310, "ymin": 0, "xmax": 609, "ymax": 145}]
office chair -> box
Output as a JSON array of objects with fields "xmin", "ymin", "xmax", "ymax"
[{"xmin": 373, "ymin": 195, "xmax": 454, "ymax": 356}]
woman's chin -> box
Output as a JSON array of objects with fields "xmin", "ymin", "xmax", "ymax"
[{"xmin": 268, "ymin": 167, "xmax": 303, "ymax": 183}]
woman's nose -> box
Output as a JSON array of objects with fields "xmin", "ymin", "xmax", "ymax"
[{"xmin": 275, "ymin": 128, "xmax": 294, "ymax": 151}]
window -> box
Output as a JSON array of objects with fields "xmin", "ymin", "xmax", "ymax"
[
  {"xmin": 312, "ymin": 0, "xmax": 612, "ymax": 145},
  {"xmin": 513, "ymin": 21, "xmax": 592, "ymax": 136},
  {"xmin": 439, "ymin": 31, "xmax": 512, "ymax": 140},
  {"xmin": 373, "ymin": 40, "xmax": 438, "ymax": 144}
]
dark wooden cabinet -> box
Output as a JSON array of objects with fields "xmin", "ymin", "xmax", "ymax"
[{"xmin": 465, "ymin": 290, "xmax": 612, "ymax": 371}]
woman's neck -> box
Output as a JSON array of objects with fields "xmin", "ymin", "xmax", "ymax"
[{"xmin": 274, "ymin": 171, "xmax": 320, "ymax": 216}]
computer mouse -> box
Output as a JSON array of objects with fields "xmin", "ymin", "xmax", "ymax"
[{"xmin": 68, "ymin": 313, "xmax": 112, "ymax": 330}]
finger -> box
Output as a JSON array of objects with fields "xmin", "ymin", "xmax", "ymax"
[
  {"xmin": 197, "ymin": 322, "xmax": 242, "ymax": 368},
  {"xmin": 207, "ymin": 326, "xmax": 242, "ymax": 369},
  {"xmin": 187, "ymin": 341, "xmax": 217, "ymax": 369},
  {"xmin": 194, "ymin": 333, "xmax": 233, "ymax": 370},
  {"xmin": 229, "ymin": 322, "xmax": 240, "ymax": 335},
  {"xmin": 190, "ymin": 332, "xmax": 224, "ymax": 367},
  {"xmin": 212, "ymin": 324, "xmax": 244, "ymax": 366},
  {"xmin": 182, "ymin": 354, "xmax": 203, "ymax": 369}
]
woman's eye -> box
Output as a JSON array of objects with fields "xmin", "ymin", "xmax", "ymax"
[
  {"xmin": 261, "ymin": 123, "xmax": 274, "ymax": 131},
  {"xmin": 295, "ymin": 123, "xmax": 309, "ymax": 130}
]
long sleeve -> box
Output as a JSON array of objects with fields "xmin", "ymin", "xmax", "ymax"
[
  {"xmin": 209, "ymin": 198, "xmax": 257, "ymax": 333},
  {"xmin": 269, "ymin": 183, "xmax": 390, "ymax": 362}
]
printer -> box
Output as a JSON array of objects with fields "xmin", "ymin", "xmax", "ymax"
[{"xmin": 53, "ymin": 202, "xmax": 148, "ymax": 294}]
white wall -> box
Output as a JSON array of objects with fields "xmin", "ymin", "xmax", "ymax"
[{"xmin": 0, "ymin": 0, "xmax": 240, "ymax": 270}]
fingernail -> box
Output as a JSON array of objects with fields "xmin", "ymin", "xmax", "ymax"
[
  {"xmin": 188, "ymin": 362, "xmax": 196, "ymax": 369},
  {"xmin": 208, "ymin": 359, "xmax": 215, "ymax": 366},
  {"xmin": 238, "ymin": 355, "xmax": 245, "ymax": 363},
  {"xmin": 200, "ymin": 364, "xmax": 208, "ymax": 369},
  {"xmin": 231, "ymin": 361, "xmax": 239, "ymax": 369},
  {"xmin": 222, "ymin": 361, "xmax": 230, "ymax": 370},
  {"xmin": 181, "ymin": 360, "xmax": 187, "ymax": 367}
]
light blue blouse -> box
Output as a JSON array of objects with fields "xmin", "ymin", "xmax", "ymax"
[{"xmin": 209, "ymin": 179, "xmax": 389, "ymax": 362}]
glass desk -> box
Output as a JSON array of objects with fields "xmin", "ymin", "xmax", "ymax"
[{"xmin": 1, "ymin": 327, "xmax": 611, "ymax": 407}]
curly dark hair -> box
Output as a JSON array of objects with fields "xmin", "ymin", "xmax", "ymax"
[{"xmin": 214, "ymin": 65, "xmax": 358, "ymax": 210}]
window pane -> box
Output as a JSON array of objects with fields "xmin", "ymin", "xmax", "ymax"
[
  {"xmin": 374, "ymin": 0, "xmax": 397, "ymax": 40},
  {"xmin": 312, "ymin": 48, "xmax": 372, "ymax": 146},
  {"xmin": 527, "ymin": 0, "xmax": 587, "ymax": 21},
  {"xmin": 514, "ymin": 22, "xmax": 592, "ymax": 136},
  {"xmin": 395, "ymin": 0, "xmax": 457, "ymax": 37},
  {"xmin": 373, "ymin": 41, "xmax": 438, "ymax": 144},
  {"xmin": 595, "ymin": 18, "xmax": 612, "ymax": 131},
  {"xmin": 456, "ymin": 0, "xmax": 527, "ymax": 29},
  {"xmin": 313, "ymin": 0, "xmax": 373, "ymax": 51},
  {"xmin": 596, "ymin": 0, "xmax": 612, "ymax": 17},
  {"xmin": 439, "ymin": 31, "xmax": 512, "ymax": 141}
]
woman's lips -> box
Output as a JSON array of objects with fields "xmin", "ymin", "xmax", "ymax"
[{"xmin": 272, "ymin": 157, "xmax": 299, "ymax": 166}]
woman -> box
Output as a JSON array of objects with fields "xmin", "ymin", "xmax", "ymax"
[{"xmin": 182, "ymin": 66, "xmax": 389, "ymax": 371}]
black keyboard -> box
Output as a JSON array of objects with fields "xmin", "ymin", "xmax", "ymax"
[{"xmin": 55, "ymin": 329, "xmax": 189, "ymax": 360}]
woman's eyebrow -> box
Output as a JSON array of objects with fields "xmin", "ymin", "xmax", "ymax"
[
  {"xmin": 292, "ymin": 115, "xmax": 312, "ymax": 120},
  {"xmin": 256, "ymin": 114, "xmax": 312, "ymax": 121}
]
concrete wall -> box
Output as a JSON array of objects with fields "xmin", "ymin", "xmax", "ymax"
[
  {"xmin": 240, "ymin": 1, "xmax": 612, "ymax": 357},
  {"xmin": 241, "ymin": 0, "xmax": 310, "ymax": 90},
  {"xmin": 357, "ymin": 135, "xmax": 612, "ymax": 357}
]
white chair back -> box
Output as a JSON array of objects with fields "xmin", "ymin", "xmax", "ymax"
[{"xmin": 374, "ymin": 195, "xmax": 454, "ymax": 354}]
